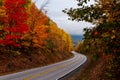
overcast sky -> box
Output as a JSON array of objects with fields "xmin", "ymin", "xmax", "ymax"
[{"xmin": 35, "ymin": 0, "xmax": 95, "ymax": 35}]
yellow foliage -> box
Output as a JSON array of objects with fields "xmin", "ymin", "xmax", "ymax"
[
  {"xmin": 22, "ymin": 42, "xmax": 30, "ymax": 47},
  {"xmin": 46, "ymin": 20, "xmax": 73, "ymax": 53},
  {"xmin": 0, "ymin": 7, "xmax": 6, "ymax": 16},
  {"xmin": 33, "ymin": 25, "xmax": 48, "ymax": 46}
]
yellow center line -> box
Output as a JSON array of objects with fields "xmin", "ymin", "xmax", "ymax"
[{"xmin": 23, "ymin": 57, "xmax": 81, "ymax": 80}]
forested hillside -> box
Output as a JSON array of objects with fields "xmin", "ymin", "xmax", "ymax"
[
  {"xmin": 64, "ymin": 0, "xmax": 120, "ymax": 79},
  {"xmin": 0, "ymin": 0, "xmax": 73, "ymax": 74}
]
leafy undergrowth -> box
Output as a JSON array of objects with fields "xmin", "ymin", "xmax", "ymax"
[
  {"xmin": 0, "ymin": 52, "xmax": 73, "ymax": 76},
  {"xmin": 66, "ymin": 54, "xmax": 107, "ymax": 80}
]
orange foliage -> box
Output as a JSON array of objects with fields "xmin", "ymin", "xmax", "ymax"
[
  {"xmin": 22, "ymin": 3, "xmax": 49, "ymax": 49},
  {"xmin": 33, "ymin": 25, "xmax": 48, "ymax": 47},
  {"xmin": 45, "ymin": 20, "xmax": 73, "ymax": 53}
]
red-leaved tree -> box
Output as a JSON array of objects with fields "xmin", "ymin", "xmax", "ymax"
[{"xmin": 0, "ymin": 0, "xmax": 29, "ymax": 47}]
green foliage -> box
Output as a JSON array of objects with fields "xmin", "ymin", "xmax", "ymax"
[{"xmin": 64, "ymin": 0, "xmax": 120, "ymax": 79}]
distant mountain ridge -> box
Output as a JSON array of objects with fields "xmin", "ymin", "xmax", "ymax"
[{"xmin": 70, "ymin": 35, "xmax": 84, "ymax": 46}]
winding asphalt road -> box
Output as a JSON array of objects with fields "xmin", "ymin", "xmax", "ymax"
[{"xmin": 0, "ymin": 51, "xmax": 87, "ymax": 80}]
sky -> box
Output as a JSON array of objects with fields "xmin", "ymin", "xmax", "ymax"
[{"xmin": 35, "ymin": 0, "xmax": 95, "ymax": 35}]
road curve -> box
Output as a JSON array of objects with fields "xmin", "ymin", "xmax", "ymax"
[{"xmin": 0, "ymin": 51, "xmax": 87, "ymax": 80}]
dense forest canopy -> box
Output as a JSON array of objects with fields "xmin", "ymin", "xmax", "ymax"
[
  {"xmin": 0, "ymin": 0, "xmax": 73, "ymax": 73},
  {"xmin": 0, "ymin": 0, "xmax": 73, "ymax": 55}
]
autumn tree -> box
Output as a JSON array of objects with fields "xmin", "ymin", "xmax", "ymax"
[
  {"xmin": 0, "ymin": 0, "xmax": 73, "ymax": 74},
  {"xmin": 63, "ymin": 0, "xmax": 120, "ymax": 79},
  {"xmin": 45, "ymin": 20, "xmax": 72, "ymax": 54},
  {"xmin": 21, "ymin": 3, "xmax": 49, "ymax": 54},
  {"xmin": 0, "ymin": 0, "xmax": 7, "ymax": 25},
  {"xmin": 0, "ymin": 0, "xmax": 29, "ymax": 55}
]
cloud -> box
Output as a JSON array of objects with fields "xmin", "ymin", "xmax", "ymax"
[
  {"xmin": 56, "ymin": 20, "xmax": 93, "ymax": 35},
  {"xmin": 35, "ymin": 0, "xmax": 94, "ymax": 35}
]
